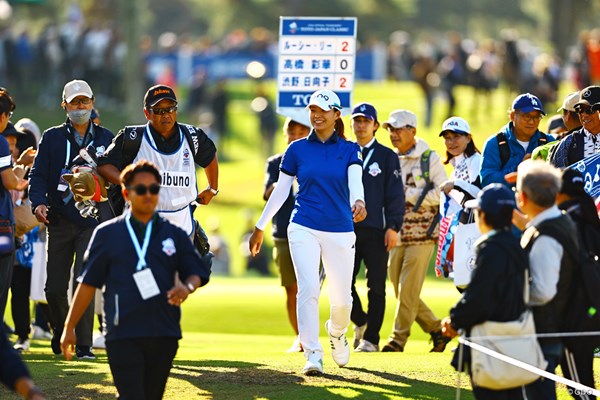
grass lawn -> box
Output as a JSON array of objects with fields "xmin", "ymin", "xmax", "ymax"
[
  {"xmin": 2, "ymin": 276, "xmax": 595, "ymax": 399},
  {"xmin": 1, "ymin": 80, "xmax": 587, "ymax": 399}
]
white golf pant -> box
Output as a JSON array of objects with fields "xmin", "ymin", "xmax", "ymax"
[{"xmin": 287, "ymin": 222, "xmax": 355, "ymax": 355}]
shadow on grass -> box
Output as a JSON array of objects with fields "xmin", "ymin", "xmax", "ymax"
[{"xmin": 170, "ymin": 359, "xmax": 470, "ymax": 400}]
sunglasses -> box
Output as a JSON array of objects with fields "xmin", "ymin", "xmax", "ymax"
[
  {"xmin": 128, "ymin": 183, "xmax": 160, "ymax": 196},
  {"xmin": 149, "ymin": 106, "xmax": 177, "ymax": 115},
  {"xmin": 68, "ymin": 97, "xmax": 93, "ymax": 106},
  {"xmin": 576, "ymin": 107, "xmax": 596, "ymax": 115}
]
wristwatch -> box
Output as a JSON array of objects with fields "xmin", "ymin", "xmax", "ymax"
[
  {"xmin": 208, "ymin": 186, "xmax": 219, "ymax": 196},
  {"xmin": 186, "ymin": 282, "xmax": 195, "ymax": 293}
]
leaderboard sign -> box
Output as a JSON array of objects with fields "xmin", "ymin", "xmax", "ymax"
[{"xmin": 277, "ymin": 17, "xmax": 357, "ymax": 122}]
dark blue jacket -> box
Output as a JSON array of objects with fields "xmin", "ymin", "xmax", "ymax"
[
  {"xmin": 356, "ymin": 139, "xmax": 405, "ymax": 232},
  {"xmin": 28, "ymin": 120, "xmax": 114, "ymax": 227},
  {"xmin": 264, "ymin": 154, "xmax": 294, "ymax": 239},
  {"xmin": 80, "ymin": 214, "xmax": 211, "ymax": 342}
]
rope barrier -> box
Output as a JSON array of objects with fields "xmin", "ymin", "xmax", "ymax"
[{"xmin": 453, "ymin": 331, "xmax": 600, "ymax": 399}]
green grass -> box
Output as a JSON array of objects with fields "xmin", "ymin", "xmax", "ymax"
[
  {"xmin": 2, "ymin": 276, "xmax": 595, "ymax": 399},
  {"xmin": 2, "ymin": 80, "xmax": 586, "ymax": 399}
]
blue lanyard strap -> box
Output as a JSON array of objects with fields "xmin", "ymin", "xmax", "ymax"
[{"xmin": 125, "ymin": 213, "xmax": 154, "ymax": 271}]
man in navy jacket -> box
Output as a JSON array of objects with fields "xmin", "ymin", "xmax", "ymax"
[
  {"xmin": 61, "ymin": 160, "xmax": 210, "ymax": 400},
  {"xmin": 28, "ymin": 80, "xmax": 114, "ymax": 359},
  {"xmin": 349, "ymin": 103, "xmax": 405, "ymax": 352}
]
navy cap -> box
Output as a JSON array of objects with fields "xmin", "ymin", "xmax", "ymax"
[
  {"xmin": 560, "ymin": 168, "xmax": 586, "ymax": 197},
  {"xmin": 464, "ymin": 183, "xmax": 516, "ymax": 214},
  {"xmin": 351, "ymin": 102, "xmax": 378, "ymax": 121},
  {"xmin": 512, "ymin": 93, "xmax": 545, "ymax": 115},
  {"xmin": 2, "ymin": 122, "xmax": 21, "ymax": 138}
]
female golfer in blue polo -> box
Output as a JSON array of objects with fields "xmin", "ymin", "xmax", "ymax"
[{"xmin": 249, "ymin": 89, "xmax": 366, "ymax": 376}]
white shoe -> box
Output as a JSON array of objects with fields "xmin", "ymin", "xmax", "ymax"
[
  {"xmin": 31, "ymin": 325, "xmax": 52, "ymax": 340},
  {"xmin": 14, "ymin": 338, "xmax": 30, "ymax": 352},
  {"xmin": 353, "ymin": 323, "xmax": 367, "ymax": 349},
  {"xmin": 325, "ymin": 320, "xmax": 350, "ymax": 367},
  {"xmin": 354, "ymin": 339, "xmax": 379, "ymax": 352},
  {"xmin": 303, "ymin": 351, "xmax": 324, "ymax": 376},
  {"xmin": 92, "ymin": 334, "xmax": 106, "ymax": 349},
  {"xmin": 286, "ymin": 336, "xmax": 303, "ymax": 353}
]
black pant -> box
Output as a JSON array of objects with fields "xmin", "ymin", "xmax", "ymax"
[
  {"xmin": 45, "ymin": 215, "xmax": 94, "ymax": 346},
  {"xmin": 106, "ymin": 337, "xmax": 179, "ymax": 400},
  {"xmin": 0, "ymin": 251, "xmax": 14, "ymax": 324},
  {"xmin": 10, "ymin": 264, "xmax": 31, "ymax": 339},
  {"xmin": 472, "ymin": 385, "xmax": 524, "ymax": 399},
  {"xmin": 350, "ymin": 227, "xmax": 388, "ymax": 345}
]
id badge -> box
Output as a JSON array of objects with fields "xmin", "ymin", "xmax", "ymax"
[
  {"xmin": 57, "ymin": 168, "xmax": 71, "ymax": 192},
  {"xmin": 132, "ymin": 268, "xmax": 160, "ymax": 300}
]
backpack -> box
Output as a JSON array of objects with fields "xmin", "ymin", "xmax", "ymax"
[
  {"xmin": 533, "ymin": 222, "xmax": 600, "ymax": 349},
  {"xmin": 496, "ymin": 131, "xmax": 550, "ymax": 168}
]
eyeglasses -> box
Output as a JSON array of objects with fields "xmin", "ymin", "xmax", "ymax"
[
  {"xmin": 516, "ymin": 112, "xmax": 543, "ymax": 123},
  {"xmin": 128, "ymin": 184, "xmax": 160, "ymax": 196},
  {"xmin": 576, "ymin": 107, "xmax": 596, "ymax": 115},
  {"xmin": 68, "ymin": 97, "xmax": 93, "ymax": 106},
  {"xmin": 149, "ymin": 106, "xmax": 177, "ymax": 115},
  {"xmin": 388, "ymin": 125, "xmax": 413, "ymax": 133}
]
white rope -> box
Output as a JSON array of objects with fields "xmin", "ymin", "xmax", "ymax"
[{"xmin": 458, "ymin": 336, "xmax": 600, "ymax": 397}]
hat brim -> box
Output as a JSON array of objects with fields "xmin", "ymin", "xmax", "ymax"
[
  {"xmin": 65, "ymin": 92, "xmax": 93, "ymax": 103},
  {"xmin": 517, "ymin": 106, "xmax": 546, "ymax": 115},
  {"xmin": 351, "ymin": 113, "xmax": 374, "ymax": 120},
  {"xmin": 147, "ymin": 97, "xmax": 178, "ymax": 107},
  {"xmin": 575, "ymin": 100, "xmax": 593, "ymax": 108},
  {"xmin": 439, "ymin": 129, "xmax": 469, "ymax": 137}
]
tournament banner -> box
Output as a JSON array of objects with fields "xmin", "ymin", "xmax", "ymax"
[
  {"xmin": 570, "ymin": 152, "xmax": 600, "ymax": 210},
  {"xmin": 435, "ymin": 192, "xmax": 461, "ymax": 278}
]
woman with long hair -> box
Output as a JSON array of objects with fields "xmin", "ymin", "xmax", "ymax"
[{"xmin": 249, "ymin": 89, "xmax": 366, "ymax": 376}]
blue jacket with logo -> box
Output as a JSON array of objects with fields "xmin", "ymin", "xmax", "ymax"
[
  {"xmin": 29, "ymin": 120, "xmax": 114, "ymax": 227},
  {"xmin": 356, "ymin": 139, "xmax": 405, "ymax": 232},
  {"xmin": 80, "ymin": 214, "xmax": 211, "ymax": 342},
  {"xmin": 480, "ymin": 122, "xmax": 553, "ymax": 187}
]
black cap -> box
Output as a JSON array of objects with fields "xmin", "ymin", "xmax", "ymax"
[
  {"xmin": 144, "ymin": 85, "xmax": 177, "ymax": 108},
  {"xmin": 560, "ymin": 168, "xmax": 586, "ymax": 197},
  {"xmin": 575, "ymin": 86, "xmax": 600, "ymax": 108}
]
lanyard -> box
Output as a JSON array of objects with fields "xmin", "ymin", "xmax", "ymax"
[
  {"xmin": 145, "ymin": 124, "xmax": 182, "ymax": 149},
  {"xmin": 362, "ymin": 148, "xmax": 374, "ymax": 170},
  {"xmin": 64, "ymin": 140, "xmax": 71, "ymax": 169},
  {"xmin": 125, "ymin": 213, "xmax": 154, "ymax": 271}
]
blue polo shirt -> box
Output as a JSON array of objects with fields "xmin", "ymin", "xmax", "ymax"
[{"xmin": 280, "ymin": 131, "xmax": 362, "ymax": 233}]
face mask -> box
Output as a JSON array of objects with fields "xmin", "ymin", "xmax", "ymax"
[{"xmin": 68, "ymin": 109, "xmax": 92, "ymax": 125}]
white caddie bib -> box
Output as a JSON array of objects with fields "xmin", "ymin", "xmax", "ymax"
[{"xmin": 134, "ymin": 125, "xmax": 198, "ymax": 234}]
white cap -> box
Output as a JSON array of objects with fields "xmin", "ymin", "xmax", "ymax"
[
  {"xmin": 557, "ymin": 91, "xmax": 579, "ymax": 113},
  {"xmin": 62, "ymin": 80, "xmax": 93, "ymax": 103},
  {"xmin": 382, "ymin": 109, "xmax": 417, "ymax": 129},
  {"xmin": 306, "ymin": 89, "xmax": 342, "ymax": 111},
  {"xmin": 14, "ymin": 118, "xmax": 41, "ymax": 143},
  {"xmin": 439, "ymin": 116, "xmax": 470, "ymax": 136}
]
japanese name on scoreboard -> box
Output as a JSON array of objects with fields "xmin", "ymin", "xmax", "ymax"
[{"xmin": 277, "ymin": 17, "xmax": 357, "ymax": 119}]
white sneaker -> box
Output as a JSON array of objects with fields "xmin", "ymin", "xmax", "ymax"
[
  {"xmin": 31, "ymin": 325, "xmax": 52, "ymax": 340},
  {"xmin": 93, "ymin": 334, "xmax": 106, "ymax": 349},
  {"xmin": 355, "ymin": 339, "xmax": 379, "ymax": 352},
  {"xmin": 14, "ymin": 338, "xmax": 30, "ymax": 352},
  {"xmin": 286, "ymin": 336, "xmax": 303, "ymax": 353},
  {"xmin": 353, "ymin": 323, "xmax": 367, "ymax": 349},
  {"xmin": 303, "ymin": 351, "xmax": 324, "ymax": 376},
  {"xmin": 325, "ymin": 320, "xmax": 350, "ymax": 367}
]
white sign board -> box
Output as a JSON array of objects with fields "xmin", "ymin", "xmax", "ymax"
[{"xmin": 277, "ymin": 17, "xmax": 357, "ymax": 122}]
